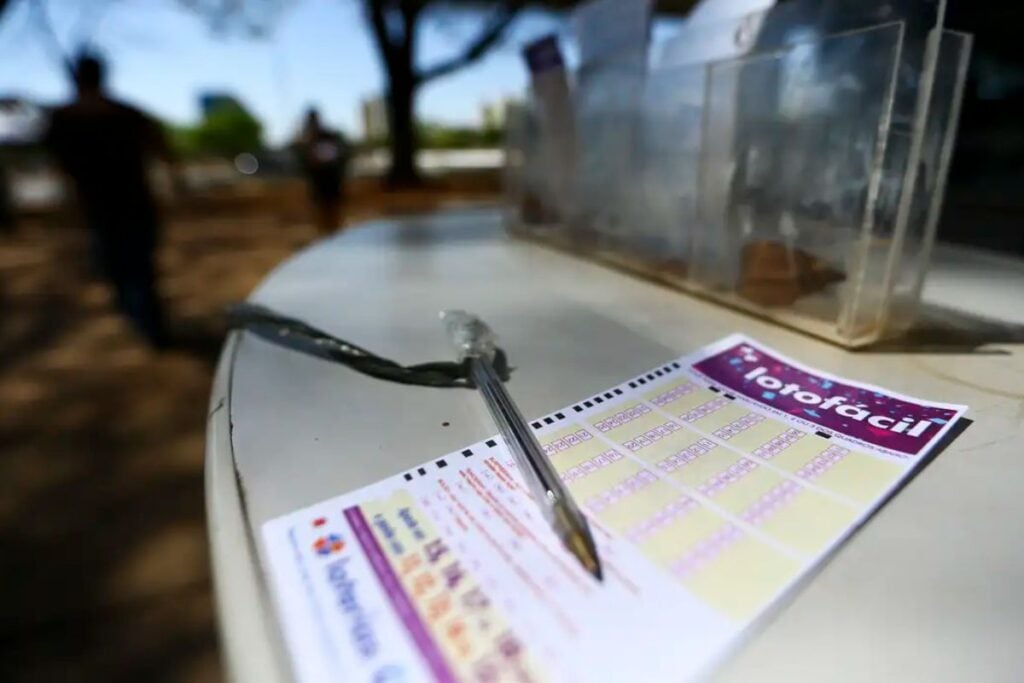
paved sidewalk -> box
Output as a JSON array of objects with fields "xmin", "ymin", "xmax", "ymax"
[{"xmin": 0, "ymin": 184, "xmax": 497, "ymax": 682}]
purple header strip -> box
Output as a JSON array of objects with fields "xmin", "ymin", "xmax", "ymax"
[
  {"xmin": 344, "ymin": 506, "xmax": 457, "ymax": 683},
  {"xmin": 692, "ymin": 340, "xmax": 961, "ymax": 457}
]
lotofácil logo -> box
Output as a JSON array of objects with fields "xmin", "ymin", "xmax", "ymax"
[{"xmin": 743, "ymin": 366, "xmax": 934, "ymax": 437}]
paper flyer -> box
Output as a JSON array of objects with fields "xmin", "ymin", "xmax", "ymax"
[{"xmin": 262, "ymin": 334, "xmax": 968, "ymax": 683}]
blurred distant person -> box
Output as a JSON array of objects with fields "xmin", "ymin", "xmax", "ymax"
[
  {"xmin": 297, "ymin": 108, "xmax": 350, "ymax": 233},
  {"xmin": 0, "ymin": 164, "xmax": 13, "ymax": 233},
  {"xmin": 44, "ymin": 53, "xmax": 176, "ymax": 347}
]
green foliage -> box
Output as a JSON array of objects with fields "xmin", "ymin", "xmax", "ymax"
[
  {"xmin": 419, "ymin": 121, "xmax": 501, "ymax": 149},
  {"xmin": 360, "ymin": 134, "xmax": 390, "ymax": 151},
  {"xmin": 165, "ymin": 123, "xmax": 200, "ymax": 158},
  {"xmin": 359, "ymin": 122, "xmax": 503, "ymax": 151},
  {"xmin": 166, "ymin": 100, "xmax": 263, "ymax": 159},
  {"xmin": 194, "ymin": 101, "xmax": 263, "ymax": 157}
]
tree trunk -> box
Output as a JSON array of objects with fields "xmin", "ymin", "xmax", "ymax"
[{"xmin": 386, "ymin": 66, "xmax": 420, "ymax": 188}]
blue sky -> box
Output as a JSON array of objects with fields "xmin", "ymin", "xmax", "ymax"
[
  {"xmin": 0, "ymin": 0, "xmax": 684, "ymax": 145},
  {"xmin": 0, "ymin": 0, "xmax": 566, "ymax": 144}
]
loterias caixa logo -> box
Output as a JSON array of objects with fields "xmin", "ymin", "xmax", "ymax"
[{"xmin": 310, "ymin": 516, "xmax": 346, "ymax": 556}]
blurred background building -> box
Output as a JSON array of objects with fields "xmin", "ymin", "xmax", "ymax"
[{"xmin": 360, "ymin": 94, "xmax": 388, "ymax": 142}]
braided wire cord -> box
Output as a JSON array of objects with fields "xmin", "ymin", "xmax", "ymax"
[{"xmin": 225, "ymin": 303, "xmax": 510, "ymax": 389}]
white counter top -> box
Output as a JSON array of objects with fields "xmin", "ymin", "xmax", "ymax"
[{"xmin": 206, "ymin": 207, "xmax": 1024, "ymax": 682}]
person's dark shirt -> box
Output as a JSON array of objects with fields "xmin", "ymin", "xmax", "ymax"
[
  {"xmin": 299, "ymin": 129, "xmax": 349, "ymax": 200},
  {"xmin": 45, "ymin": 97, "xmax": 165, "ymax": 222}
]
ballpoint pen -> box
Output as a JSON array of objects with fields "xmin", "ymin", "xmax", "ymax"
[{"xmin": 442, "ymin": 310, "xmax": 603, "ymax": 581}]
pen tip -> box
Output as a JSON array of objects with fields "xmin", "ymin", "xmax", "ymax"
[
  {"xmin": 577, "ymin": 551, "xmax": 603, "ymax": 582},
  {"xmin": 565, "ymin": 531, "xmax": 604, "ymax": 582}
]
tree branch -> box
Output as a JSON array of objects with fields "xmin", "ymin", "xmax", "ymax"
[
  {"xmin": 29, "ymin": 0, "xmax": 71, "ymax": 68},
  {"xmin": 364, "ymin": 0, "xmax": 397, "ymax": 71},
  {"xmin": 69, "ymin": 0, "xmax": 116, "ymax": 51},
  {"xmin": 415, "ymin": 1, "xmax": 524, "ymax": 85},
  {"xmin": 177, "ymin": 0, "xmax": 288, "ymax": 38},
  {"xmin": 398, "ymin": 0, "xmax": 427, "ymax": 21}
]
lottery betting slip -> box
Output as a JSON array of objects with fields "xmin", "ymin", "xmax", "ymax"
[{"xmin": 263, "ymin": 334, "xmax": 967, "ymax": 683}]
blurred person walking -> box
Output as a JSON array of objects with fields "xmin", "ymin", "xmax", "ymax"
[
  {"xmin": 0, "ymin": 164, "xmax": 13, "ymax": 234},
  {"xmin": 296, "ymin": 108, "xmax": 350, "ymax": 233},
  {"xmin": 44, "ymin": 53, "xmax": 176, "ymax": 347}
]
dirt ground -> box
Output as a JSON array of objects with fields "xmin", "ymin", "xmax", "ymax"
[{"xmin": 0, "ymin": 175, "xmax": 499, "ymax": 682}]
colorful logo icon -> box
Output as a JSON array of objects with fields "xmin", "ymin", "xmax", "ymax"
[{"xmin": 313, "ymin": 533, "xmax": 345, "ymax": 556}]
